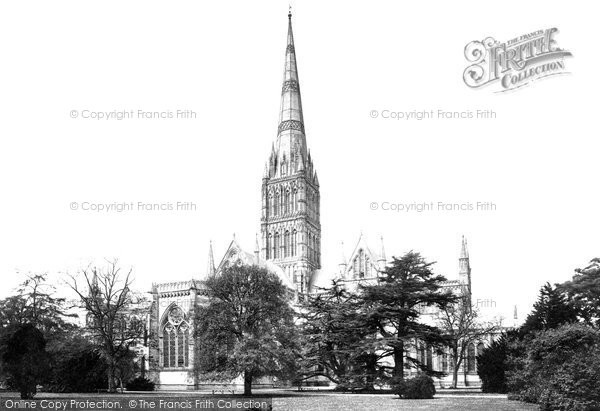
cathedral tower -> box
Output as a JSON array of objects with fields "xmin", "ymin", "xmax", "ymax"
[{"xmin": 261, "ymin": 11, "xmax": 320, "ymax": 294}]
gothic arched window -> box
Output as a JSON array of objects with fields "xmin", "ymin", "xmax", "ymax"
[
  {"xmin": 442, "ymin": 349, "xmax": 448, "ymax": 372},
  {"xmin": 284, "ymin": 231, "xmax": 290, "ymax": 257},
  {"xmin": 467, "ymin": 343, "xmax": 476, "ymax": 373},
  {"xmin": 273, "ymin": 232, "xmax": 280, "ymax": 259},
  {"xmin": 291, "ymin": 230, "xmax": 297, "ymax": 257},
  {"xmin": 162, "ymin": 306, "xmax": 190, "ymax": 368},
  {"xmin": 284, "ymin": 189, "xmax": 290, "ymax": 215},
  {"xmin": 292, "ymin": 188, "xmax": 297, "ymax": 212},
  {"xmin": 426, "ymin": 345, "xmax": 433, "ymax": 368},
  {"xmin": 274, "ymin": 192, "xmax": 280, "ymax": 216},
  {"xmin": 266, "ymin": 233, "xmax": 272, "ymax": 259}
]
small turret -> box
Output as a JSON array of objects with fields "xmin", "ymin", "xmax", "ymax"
[
  {"xmin": 338, "ymin": 241, "xmax": 347, "ymax": 276},
  {"xmin": 377, "ymin": 235, "xmax": 387, "ymax": 271},
  {"xmin": 207, "ymin": 240, "xmax": 216, "ymax": 277},
  {"xmin": 459, "ymin": 235, "xmax": 472, "ymax": 296}
]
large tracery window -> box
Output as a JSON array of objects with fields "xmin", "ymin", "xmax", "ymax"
[{"xmin": 162, "ymin": 306, "xmax": 190, "ymax": 368}]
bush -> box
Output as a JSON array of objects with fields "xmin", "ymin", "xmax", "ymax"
[
  {"xmin": 477, "ymin": 332, "xmax": 512, "ymax": 393},
  {"xmin": 507, "ymin": 323, "xmax": 600, "ymax": 411},
  {"xmin": 392, "ymin": 374, "xmax": 436, "ymax": 399},
  {"xmin": 2, "ymin": 324, "xmax": 50, "ymax": 399},
  {"xmin": 126, "ymin": 376, "xmax": 155, "ymax": 391},
  {"xmin": 45, "ymin": 335, "xmax": 108, "ymax": 393}
]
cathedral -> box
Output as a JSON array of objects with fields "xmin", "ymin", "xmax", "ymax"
[{"xmin": 143, "ymin": 12, "xmax": 486, "ymax": 390}]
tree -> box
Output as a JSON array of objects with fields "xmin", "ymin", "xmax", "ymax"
[
  {"xmin": 0, "ymin": 273, "xmax": 76, "ymax": 336},
  {"xmin": 360, "ymin": 252, "xmax": 457, "ymax": 382},
  {"xmin": 520, "ymin": 282, "xmax": 579, "ymax": 336},
  {"xmin": 476, "ymin": 331, "xmax": 516, "ymax": 393},
  {"xmin": 66, "ymin": 259, "xmax": 146, "ymax": 393},
  {"xmin": 46, "ymin": 334, "xmax": 108, "ymax": 393},
  {"xmin": 0, "ymin": 273, "xmax": 77, "ymax": 385},
  {"xmin": 2, "ymin": 324, "xmax": 50, "ymax": 399},
  {"xmin": 437, "ymin": 297, "xmax": 500, "ymax": 388},
  {"xmin": 298, "ymin": 281, "xmax": 382, "ymax": 390},
  {"xmin": 195, "ymin": 264, "xmax": 299, "ymax": 396},
  {"xmin": 559, "ymin": 258, "xmax": 600, "ymax": 326}
]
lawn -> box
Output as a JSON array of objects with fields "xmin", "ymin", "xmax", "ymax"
[
  {"xmin": 272, "ymin": 392, "xmax": 538, "ymax": 410},
  {"xmin": 0, "ymin": 390, "xmax": 539, "ymax": 411}
]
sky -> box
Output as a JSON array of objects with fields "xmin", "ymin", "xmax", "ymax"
[{"xmin": 0, "ymin": 0, "xmax": 598, "ymax": 324}]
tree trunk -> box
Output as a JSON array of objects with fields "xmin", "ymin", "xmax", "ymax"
[
  {"xmin": 243, "ymin": 370, "xmax": 252, "ymax": 396},
  {"xmin": 365, "ymin": 354, "xmax": 376, "ymax": 391},
  {"xmin": 451, "ymin": 347, "xmax": 459, "ymax": 388},
  {"xmin": 141, "ymin": 355, "xmax": 146, "ymax": 378},
  {"xmin": 452, "ymin": 365, "xmax": 459, "ymax": 389},
  {"xmin": 393, "ymin": 341, "xmax": 404, "ymax": 382},
  {"xmin": 107, "ymin": 362, "xmax": 116, "ymax": 393}
]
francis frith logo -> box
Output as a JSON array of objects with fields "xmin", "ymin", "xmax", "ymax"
[{"xmin": 463, "ymin": 28, "xmax": 572, "ymax": 92}]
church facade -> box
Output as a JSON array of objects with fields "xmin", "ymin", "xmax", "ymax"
[{"xmin": 143, "ymin": 12, "xmax": 489, "ymax": 390}]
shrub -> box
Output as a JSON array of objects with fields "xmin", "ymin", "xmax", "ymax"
[
  {"xmin": 507, "ymin": 323, "xmax": 600, "ymax": 411},
  {"xmin": 46, "ymin": 336, "xmax": 108, "ymax": 393},
  {"xmin": 2, "ymin": 324, "xmax": 51, "ymax": 399},
  {"xmin": 126, "ymin": 376, "xmax": 155, "ymax": 391},
  {"xmin": 392, "ymin": 374, "xmax": 436, "ymax": 399},
  {"xmin": 477, "ymin": 334, "xmax": 508, "ymax": 393}
]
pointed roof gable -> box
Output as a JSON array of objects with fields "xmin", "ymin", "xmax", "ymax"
[
  {"xmin": 216, "ymin": 237, "xmax": 295, "ymax": 289},
  {"xmin": 342, "ymin": 233, "xmax": 384, "ymax": 278}
]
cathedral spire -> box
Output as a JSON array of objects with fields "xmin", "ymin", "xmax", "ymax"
[
  {"xmin": 275, "ymin": 10, "xmax": 307, "ymax": 173},
  {"xmin": 261, "ymin": 11, "xmax": 321, "ymax": 295}
]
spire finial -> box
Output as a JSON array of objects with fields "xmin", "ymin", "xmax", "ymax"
[{"xmin": 288, "ymin": 5, "xmax": 292, "ymax": 19}]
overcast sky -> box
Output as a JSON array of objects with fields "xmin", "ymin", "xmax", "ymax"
[{"xmin": 1, "ymin": 0, "xmax": 598, "ymax": 324}]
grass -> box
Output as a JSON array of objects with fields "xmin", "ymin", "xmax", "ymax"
[
  {"xmin": 272, "ymin": 392, "xmax": 539, "ymax": 410},
  {"xmin": 0, "ymin": 389, "xmax": 539, "ymax": 411}
]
